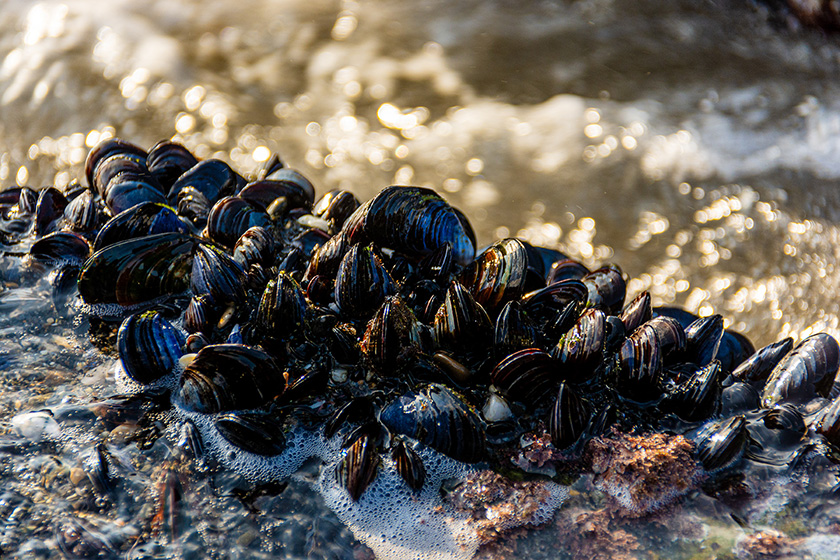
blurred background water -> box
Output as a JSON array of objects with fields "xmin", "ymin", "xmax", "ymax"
[{"xmin": 2, "ymin": 0, "xmax": 840, "ymax": 558}]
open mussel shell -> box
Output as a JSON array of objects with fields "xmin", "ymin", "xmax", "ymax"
[
  {"xmin": 254, "ymin": 272, "xmax": 308, "ymax": 343},
  {"xmin": 619, "ymin": 291, "xmax": 652, "ymax": 335},
  {"xmin": 146, "ymin": 140, "xmax": 198, "ymax": 190},
  {"xmin": 342, "ymin": 186, "xmax": 476, "ymax": 266},
  {"xmin": 551, "ymin": 308, "xmax": 606, "ymax": 383},
  {"xmin": 215, "ymin": 411, "xmax": 287, "ymax": 456},
  {"xmin": 93, "ymin": 202, "xmax": 190, "ymax": 252},
  {"xmin": 761, "ymin": 333, "xmax": 840, "ymax": 407},
  {"xmin": 178, "ymin": 344, "xmax": 285, "ymax": 413},
  {"xmin": 29, "ymin": 232, "xmax": 91, "ymax": 265},
  {"xmin": 548, "ymin": 382, "xmax": 590, "ymax": 450},
  {"xmin": 336, "ymin": 433, "xmax": 380, "ymax": 501},
  {"xmin": 732, "ymin": 338, "xmax": 793, "ymax": 385},
  {"xmin": 361, "ymin": 296, "xmax": 424, "ymax": 370},
  {"xmin": 118, "ymin": 311, "xmax": 185, "ymax": 385},
  {"xmin": 433, "ymin": 281, "xmax": 493, "ymax": 355},
  {"xmin": 660, "ymin": 361, "xmax": 721, "ymax": 422},
  {"xmin": 391, "ymin": 439, "xmax": 426, "ymax": 491},
  {"xmin": 459, "ymin": 238, "xmax": 541, "ymax": 316},
  {"xmin": 614, "ymin": 323, "xmax": 663, "ymax": 402},
  {"xmin": 190, "ymin": 244, "xmax": 247, "ymax": 306},
  {"xmin": 380, "ymin": 383, "xmax": 485, "ymax": 463},
  {"xmin": 333, "ymin": 244, "xmax": 397, "ymax": 321},
  {"xmin": 490, "ymin": 348, "xmax": 558, "ymax": 404},
  {"xmin": 204, "ymin": 196, "xmax": 270, "ymax": 249},
  {"xmin": 693, "ymin": 415, "xmax": 748, "ymax": 473},
  {"xmin": 582, "ymin": 264, "xmax": 625, "ymax": 314},
  {"xmin": 78, "ymin": 232, "xmax": 197, "ymax": 307},
  {"xmin": 167, "ymin": 159, "xmax": 243, "ymax": 205}
]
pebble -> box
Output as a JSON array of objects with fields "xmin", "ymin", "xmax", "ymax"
[{"xmin": 69, "ymin": 467, "xmax": 87, "ymax": 486}]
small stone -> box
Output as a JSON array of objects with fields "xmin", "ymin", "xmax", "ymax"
[{"xmin": 69, "ymin": 467, "xmax": 87, "ymax": 486}]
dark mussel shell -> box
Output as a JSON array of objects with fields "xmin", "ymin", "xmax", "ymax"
[
  {"xmin": 204, "ymin": 196, "xmax": 270, "ymax": 249},
  {"xmin": 29, "ymin": 232, "xmax": 91, "ymax": 265},
  {"xmin": 254, "ymin": 272, "xmax": 308, "ymax": 343},
  {"xmin": 693, "ymin": 415, "xmax": 748, "ymax": 472},
  {"xmin": 683, "ymin": 315, "xmax": 724, "ymax": 367},
  {"xmin": 660, "ymin": 361, "xmax": 721, "ymax": 422},
  {"xmin": 215, "ymin": 411, "xmax": 287, "ymax": 456},
  {"xmin": 380, "ymin": 383, "xmax": 485, "ymax": 463},
  {"xmin": 417, "ymin": 242, "xmax": 454, "ymax": 286},
  {"xmin": 63, "ymin": 189, "xmax": 99, "ymax": 233},
  {"xmin": 459, "ymin": 238, "xmax": 542, "ymax": 316},
  {"xmin": 239, "ymin": 179, "xmax": 312, "ymax": 212},
  {"xmin": 176, "ymin": 186, "xmax": 212, "ymax": 228},
  {"xmin": 619, "ymin": 291, "xmax": 652, "ymax": 335},
  {"xmin": 433, "ymin": 281, "xmax": 493, "ymax": 355},
  {"xmin": 303, "ymin": 231, "xmax": 350, "ymax": 284},
  {"xmin": 646, "ymin": 315, "xmax": 687, "ymax": 362},
  {"xmin": 264, "ymin": 167, "xmax": 316, "ymax": 205},
  {"xmin": 34, "ymin": 187, "xmax": 68, "ymax": 237},
  {"xmin": 93, "ymin": 202, "xmax": 190, "ymax": 252},
  {"xmin": 715, "ymin": 329, "xmax": 755, "ymax": 374},
  {"xmin": 342, "ymin": 186, "xmax": 475, "ymax": 266},
  {"xmin": 190, "ymin": 244, "xmax": 247, "ymax": 306},
  {"xmin": 732, "ymin": 338, "xmax": 793, "ymax": 385},
  {"xmin": 118, "ymin": 311, "xmax": 185, "ymax": 384},
  {"xmin": 520, "ymin": 279, "xmax": 587, "ymax": 341},
  {"xmin": 582, "ymin": 264, "xmax": 625, "ymax": 314},
  {"xmin": 391, "ymin": 438, "xmax": 426, "ymax": 491},
  {"xmin": 167, "ymin": 159, "xmax": 242, "ymax": 205},
  {"xmin": 551, "ymin": 308, "xmax": 606, "ymax": 383},
  {"xmin": 178, "ymin": 344, "xmax": 285, "ymax": 414},
  {"xmin": 333, "ymin": 244, "xmax": 397, "ymax": 321},
  {"xmin": 92, "ymin": 152, "xmax": 148, "ymax": 199},
  {"xmin": 85, "ymin": 138, "xmax": 147, "ymax": 190},
  {"xmin": 814, "ymin": 395, "xmax": 840, "ymax": 447},
  {"xmin": 146, "ymin": 140, "xmax": 198, "ymax": 190},
  {"xmin": 720, "ymin": 382, "xmax": 760, "ymax": 415},
  {"xmin": 232, "ymin": 226, "xmax": 275, "ymax": 269},
  {"xmin": 336, "ymin": 433, "xmax": 380, "ymax": 501},
  {"xmin": 105, "ymin": 178, "xmax": 167, "ymax": 215},
  {"xmin": 312, "ymin": 189, "xmax": 360, "ymax": 233},
  {"xmin": 78, "ymin": 232, "xmax": 197, "ymax": 307},
  {"xmin": 494, "ymin": 300, "xmax": 538, "ymax": 357},
  {"xmin": 548, "ymin": 382, "xmax": 590, "ymax": 450},
  {"xmin": 761, "ymin": 333, "xmax": 840, "ymax": 407},
  {"xmin": 547, "ymin": 258, "xmax": 590, "ymax": 285},
  {"xmin": 614, "ymin": 323, "xmax": 663, "ymax": 402},
  {"xmin": 490, "ymin": 348, "xmax": 558, "ymax": 404},
  {"xmin": 361, "ymin": 296, "xmax": 424, "ymax": 370},
  {"xmin": 291, "ymin": 227, "xmax": 331, "ymax": 257},
  {"xmin": 184, "ymin": 293, "xmax": 224, "ymax": 336}
]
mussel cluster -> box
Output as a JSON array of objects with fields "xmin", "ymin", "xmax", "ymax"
[{"xmin": 5, "ymin": 137, "xmax": 840, "ymax": 506}]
